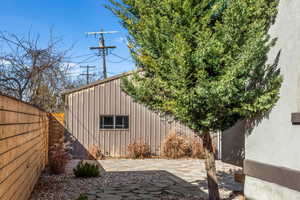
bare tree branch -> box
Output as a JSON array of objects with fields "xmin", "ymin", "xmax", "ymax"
[{"xmin": 0, "ymin": 30, "xmax": 73, "ymax": 111}]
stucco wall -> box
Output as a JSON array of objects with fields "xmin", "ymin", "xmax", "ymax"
[
  {"xmin": 245, "ymin": 0, "xmax": 300, "ymax": 199},
  {"xmin": 221, "ymin": 121, "xmax": 245, "ymax": 167}
]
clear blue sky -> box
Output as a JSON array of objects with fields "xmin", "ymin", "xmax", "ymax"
[{"xmin": 0, "ymin": 0, "xmax": 134, "ymax": 79}]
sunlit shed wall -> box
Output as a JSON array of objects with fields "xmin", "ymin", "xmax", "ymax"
[{"xmin": 64, "ymin": 72, "xmax": 199, "ymax": 158}]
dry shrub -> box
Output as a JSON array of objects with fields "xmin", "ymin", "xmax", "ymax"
[
  {"xmin": 161, "ymin": 131, "xmax": 191, "ymax": 159},
  {"xmin": 161, "ymin": 131, "xmax": 205, "ymax": 159},
  {"xmin": 88, "ymin": 146, "xmax": 105, "ymax": 160},
  {"xmin": 49, "ymin": 146, "xmax": 70, "ymax": 174},
  {"xmin": 191, "ymin": 137, "xmax": 205, "ymax": 159},
  {"xmin": 127, "ymin": 141, "xmax": 151, "ymax": 159}
]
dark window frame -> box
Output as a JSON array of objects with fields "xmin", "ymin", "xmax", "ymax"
[{"xmin": 99, "ymin": 115, "xmax": 129, "ymax": 130}]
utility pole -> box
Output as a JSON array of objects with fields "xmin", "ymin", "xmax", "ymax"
[
  {"xmin": 87, "ymin": 30, "xmax": 118, "ymax": 79},
  {"xmin": 80, "ymin": 65, "xmax": 96, "ymax": 84}
]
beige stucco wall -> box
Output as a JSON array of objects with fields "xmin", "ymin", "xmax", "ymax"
[{"xmin": 244, "ymin": 0, "xmax": 300, "ymax": 199}]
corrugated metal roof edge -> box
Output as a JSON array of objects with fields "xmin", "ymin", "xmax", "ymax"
[{"xmin": 62, "ymin": 69, "xmax": 141, "ymax": 95}]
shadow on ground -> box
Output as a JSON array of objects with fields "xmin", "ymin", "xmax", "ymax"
[
  {"xmin": 191, "ymin": 171, "xmax": 243, "ymax": 192},
  {"xmin": 83, "ymin": 169, "xmax": 207, "ymax": 200}
]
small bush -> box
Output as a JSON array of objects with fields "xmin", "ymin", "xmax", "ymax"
[
  {"xmin": 73, "ymin": 161, "xmax": 100, "ymax": 178},
  {"xmin": 76, "ymin": 194, "xmax": 88, "ymax": 200},
  {"xmin": 191, "ymin": 138, "xmax": 205, "ymax": 159},
  {"xmin": 161, "ymin": 131, "xmax": 205, "ymax": 159},
  {"xmin": 49, "ymin": 147, "xmax": 70, "ymax": 174},
  {"xmin": 88, "ymin": 146, "xmax": 105, "ymax": 160},
  {"xmin": 127, "ymin": 141, "xmax": 151, "ymax": 159},
  {"xmin": 161, "ymin": 131, "xmax": 191, "ymax": 159}
]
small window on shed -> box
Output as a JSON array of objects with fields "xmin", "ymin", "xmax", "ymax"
[
  {"xmin": 115, "ymin": 116, "xmax": 129, "ymax": 129},
  {"xmin": 100, "ymin": 116, "xmax": 114, "ymax": 129},
  {"xmin": 99, "ymin": 115, "xmax": 129, "ymax": 130}
]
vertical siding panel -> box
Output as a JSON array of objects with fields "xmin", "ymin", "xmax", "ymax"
[
  {"xmin": 100, "ymin": 84, "xmax": 105, "ymax": 154},
  {"xmin": 158, "ymin": 115, "xmax": 163, "ymax": 156},
  {"xmin": 92, "ymin": 87, "xmax": 96, "ymax": 148},
  {"xmin": 82, "ymin": 90, "xmax": 87, "ymax": 155},
  {"xmin": 98, "ymin": 85, "xmax": 104, "ymax": 155},
  {"xmin": 99, "ymin": 85, "xmax": 104, "ymax": 154},
  {"xmin": 131, "ymin": 101, "xmax": 135, "ymax": 141},
  {"xmin": 126, "ymin": 94, "xmax": 131, "ymax": 157},
  {"xmin": 81, "ymin": 91, "xmax": 85, "ymax": 153},
  {"xmin": 136, "ymin": 103, "xmax": 140, "ymax": 141},
  {"xmin": 90, "ymin": 88, "xmax": 95, "ymax": 149},
  {"xmin": 86, "ymin": 89, "xmax": 90, "ymax": 150},
  {"xmin": 94, "ymin": 86, "xmax": 99, "ymax": 148},
  {"xmin": 77, "ymin": 91, "xmax": 81, "ymax": 150},
  {"xmin": 109, "ymin": 82, "xmax": 115, "ymax": 156},
  {"xmin": 74, "ymin": 92, "xmax": 78, "ymax": 143},
  {"xmin": 111, "ymin": 80, "xmax": 116, "ymax": 114},
  {"xmin": 71, "ymin": 94, "xmax": 74, "ymax": 139},
  {"xmin": 68, "ymin": 94, "xmax": 72, "ymax": 134},
  {"xmin": 84, "ymin": 90, "xmax": 89, "ymax": 150},
  {"xmin": 153, "ymin": 113, "xmax": 157, "ymax": 155},
  {"xmin": 145, "ymin": 107, "xmax": 150, "ymax": 150},
  {"xmin": 88, "ymin": 88, "xmax": 92, "ymax": 149},
  {"xmin": 77, "ymin": 92, "xmax": 81, "ymax": 148},
  {"xmin": 137, "ymin": 104, "xmax": 141, "ymax": 141},
  {"xmin": 122, "ymin": 80, "xmax": 127, "ymax": 157},
  {"xmin": 79, "ymin": 91, "xmax": 84, "ymax": 157},
  {"xmin": 129, "ymin": 95, "xmax": 133, "ymax": 145},
  {"xmin": 122, "ymin": 81, "xmax": 126, "ymax": 157},
  {"xmin": 115, "ymin": 80, "xmax": 120, "ymax": 115},
  {"xmin": 140, "ymin": 105, "xmax": 144, "ymax": 141},
  {"xmin": 103, "ymin": 83, "xmax": 109, "ymax": 155},
  {"xmin": 148, "ymin": 111, "xmax": 153, "ymax": 154},
  {"xmin": 73, "ymin": 93, "xmax": 78, "ymax": 143},
  {"xmin": 149, "ymin": 111, "xmax": 153, "ymax": 154},
  {"xmin": 143, "ymin": 106, "xmax": 147, "ymax": 143},
  {"xmin": 118, "ymin": 80, "xmax": 122, "ymax": 156}
]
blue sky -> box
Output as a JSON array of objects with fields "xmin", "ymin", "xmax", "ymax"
[{"xmin": 0, "ymin": 0, "xmax": 134, "ymax": 79}]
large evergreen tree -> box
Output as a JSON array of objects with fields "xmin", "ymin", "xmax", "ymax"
[{"xmin": 107, "ymin": 0, "xmax": 282, "ymax": 199}]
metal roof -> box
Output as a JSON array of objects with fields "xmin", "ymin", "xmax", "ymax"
[{"xmin": 62, "ymin": 70, "xmax": 139, "ymax": 95}]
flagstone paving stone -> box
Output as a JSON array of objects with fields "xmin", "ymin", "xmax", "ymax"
[{"xmin": 30, "ymin": 159, "xmax": 242, "ymax": 200}]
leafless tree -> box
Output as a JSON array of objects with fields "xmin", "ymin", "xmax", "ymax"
[{"xmin": 0, "ymin": 30, "xmax": 73, "ymax": 111}]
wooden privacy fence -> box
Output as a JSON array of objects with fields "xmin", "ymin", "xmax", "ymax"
[
  {"xmin": 48, "ymin": 113, "xmax": 65, "ymax": 154},
  {"xmin": 0, "ymin": 94, "xmax": 49, "ymax": 200}
]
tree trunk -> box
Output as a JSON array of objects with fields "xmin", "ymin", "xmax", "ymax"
[{"xmin": 203, "ymin": 131, "xmax": 220, "ymax": 200}]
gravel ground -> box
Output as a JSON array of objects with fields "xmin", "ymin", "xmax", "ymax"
[{"xmin": 30, "ymin": 159, "xmax": 243, "ymax": 200}]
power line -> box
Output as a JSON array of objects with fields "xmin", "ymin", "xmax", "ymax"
[
  {"xmin": 87, "ymin": 29, "xmax": 118, "ymax": 79},
  {"xmin": 109, "ymin": 52, "xmax": 133, "ymax": 63},
  {"xmin": 67, "ymin": 53, "xmax": 96, "ymax": 59},
  {"xmin": 80, "ymin": 65, "xmax": 96, "ymax": 84}
]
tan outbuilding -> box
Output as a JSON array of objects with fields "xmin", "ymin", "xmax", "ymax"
[{"xmin": 63, "ymin": 71, "xmax": 222, "ymax": 158}]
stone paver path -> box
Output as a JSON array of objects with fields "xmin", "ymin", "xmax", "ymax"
[
  {"xmin": 73, "ymin": 159, "xmax": 241, "ymax": 200},
  {"xmin": 31, "ymin": 159, "xmax": 242, "ymax": 200}
]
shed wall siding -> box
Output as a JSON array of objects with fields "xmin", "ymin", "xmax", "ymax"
[{"xmin": 66, "ymin": 78, "xmax": 197, "ymax": 157}]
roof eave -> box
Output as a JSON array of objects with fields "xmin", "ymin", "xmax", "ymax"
[{"xmin": 62, "ymin": 69, "xmax": 140, "ymax": 95}]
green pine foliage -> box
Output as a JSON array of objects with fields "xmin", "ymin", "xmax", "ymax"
[
  {"xmin": 107, "ymin": 0, "xmax": 282, "ymax": 133},
  {"xmin": 73, "ymin": 161, "xmax": 100, "ymax": 178},
  {"xmin": 76, "ymin": 194, "xmax": 88, "ymax": 200}
]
